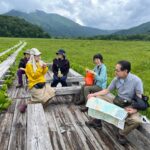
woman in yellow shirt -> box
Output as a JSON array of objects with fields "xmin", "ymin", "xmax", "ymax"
[{"xmin": 25, "ymin": 48, "xmax": 55, "ymax": 105}]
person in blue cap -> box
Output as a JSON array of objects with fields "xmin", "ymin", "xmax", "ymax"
[{"xmin": 51, "ymin": 49, "xmax": 70, "ymax": 87}]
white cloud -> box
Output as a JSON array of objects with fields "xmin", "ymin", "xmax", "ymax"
[{"xmin": 0, "ymin": 0, "xmax": 150, "ymax": 30}]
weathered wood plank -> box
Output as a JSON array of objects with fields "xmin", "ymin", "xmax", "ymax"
[
  {"xmin": 0, "ymin": 112, "xmax": 13, "ymax": 150},
  {"xmin": 11, "ymin": 84, "xmax": 81, "ymax": 99},
  {"xmin": 54, "ymin": 86, "xmax": 81, "ymax": 95},
  {"xmin": 137, "ymin": 123, "xmax": 150, "ymax": 139},
  {"xmin": 46, "ymin": 76, "xmax": 84, "ymax": 84},
  {"xmin": 82, "ymin": 111, "xmax": 136, "ymax": 150},
  {"xmin": 54, "ymin": 97, "xmax": 90, "ymax": 150},
  {"xmin": 0, "ymin": 42, "xmax": 27, "ymax": 80},
  {"xmin": 68, "ymin": 106, "xmax": 110, "ymax": 150},
  {"xmin": 8, "ymin": 99, "xmax": 27, "ymax": 150},
  {"xmin": 102, "ymin": 122, "xmax": 136, "ymax": 150},
  {"xmin": 127, "ymin": 129, "xmax": 150, "ymax": 150},
  {"xmin": 27, "ymin": 104, "xmax": 53, "ymax": 150},
  {"xmin": 0, "ymin": 95, "xmax": 17, "ymax": 150},
  {"xmin": 45, "ymin": 99, "xmax": 69, "ymax": 150}
]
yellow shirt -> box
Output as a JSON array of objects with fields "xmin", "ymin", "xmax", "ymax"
[{"xmin": 25, "ymin": 63, "xmax": 48, "ymax": 89}]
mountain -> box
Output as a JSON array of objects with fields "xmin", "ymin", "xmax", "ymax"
[
  {"xmin": 114, "ymin": 22, "xmax": 150, "ymax": 35},
  {"xmin": 0, "ymin": 15, "xmax": 50, "ymax": 38},
  {"xmin": 4, "ymin": 10, "xmax": 116, "ymax": 37}
]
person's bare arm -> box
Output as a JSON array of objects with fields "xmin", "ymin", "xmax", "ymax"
[{"xmin": 87, "ymin": 89, "xmax": 109, "ymax": 99}]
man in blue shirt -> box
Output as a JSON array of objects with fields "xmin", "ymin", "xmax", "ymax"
[{"xmin": 86, "ymin": 60, "xmax": 143, "ymax": 145}]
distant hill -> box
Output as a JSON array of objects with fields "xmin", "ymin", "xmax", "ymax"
[
  {"xmin": 0, "ymin": 15, "xmax": 50, "ymax": 38},
  {"xmin": 114, "ymin": 22, "xmax": 150, "ymax": 35},
  {"xmin": 4, "ymin": 10, "xmax": 116, "ymax": 38}
]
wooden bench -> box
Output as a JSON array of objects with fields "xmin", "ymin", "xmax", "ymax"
[{"xmin": 27, "ymin": 104, "xmax": 53, "ymax": 150}]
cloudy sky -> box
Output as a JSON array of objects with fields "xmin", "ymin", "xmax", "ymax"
[{"xmin": 0, "ymin": 0, "xmax": 150, "ymax": 30}]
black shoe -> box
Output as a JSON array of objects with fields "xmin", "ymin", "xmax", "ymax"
[
  {"xmin": 80, "ymin": 106, "xmax": 88, "ymax": 112},
  {"xmin": 16, "ymin": 84, "xmax": 23, "ymax": 88},
  {"xmin": 118, "ymin": 134, "xmax": 128, "ymax": 145},
  {"xmin": 74, "ymin": 100, "xmax": 85, "ymax": 105},
  {"xmin": 85, "ymin": 119, "xmax": 102, "ymax": 129}
]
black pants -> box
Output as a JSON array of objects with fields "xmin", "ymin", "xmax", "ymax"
[{"xmin": 51, "ymin": 75, "xmax": 67, "ymax": 87}]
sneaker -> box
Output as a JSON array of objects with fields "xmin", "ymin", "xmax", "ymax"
[
  {"xmin": 80, "ymin": 106, "xmax": 88, "ymax": 112},
  {"xmin": 74, "ymin": 100, "xmax": 85, "ymax": 105},
  {"xmin": 118, "ymin": 134, "xmax": 128, "ymax": 145},
  {"xmin": 85, "ymin": 119, "xmax": 102, "ymax": 129}
]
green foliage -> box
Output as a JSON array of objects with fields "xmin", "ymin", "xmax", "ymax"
[
  {"xmin": 0, "ymin": 38, "xmax": 19, "ymax": 53},
  {"xmin": 0, "ymin": 15, "xmax": 50, "ymax": 38},
  {"xmin": 78, "ymin": 34, "xmax": 150, "ymax": 41},
  {"xmin": 0, "ymin": 46, "xmax": 19, "ymax": 63},
  {"xmin": 0, "ymin": 85, "xmax": 12, "ymax": 111}
]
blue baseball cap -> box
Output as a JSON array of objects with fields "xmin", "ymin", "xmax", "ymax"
[{"xmin": 56, "ymin": 49, "xmax": 66, "ymax": 56}]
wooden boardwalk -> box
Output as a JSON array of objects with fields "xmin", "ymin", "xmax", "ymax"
[{"xmin": 0, "ymin": 70, "xmax": 150, "ymax": 150}]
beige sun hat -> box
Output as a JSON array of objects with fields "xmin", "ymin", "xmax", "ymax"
[{"xmin": 30, "ymin": 48, "xmax": 41, "ymax": 56}]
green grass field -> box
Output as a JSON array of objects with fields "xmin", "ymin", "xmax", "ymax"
[
  {"xmin": 0, "ymin": 37, "xmax": 150, "ymax": 117},
  {"xmin": 0, "ymin": 38, "xmax": 19, "ymax": 53}
]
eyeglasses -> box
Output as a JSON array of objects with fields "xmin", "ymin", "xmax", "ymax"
[{"xmin": 114, "ymin": 69, "xmax": 122, "ymax": 72}]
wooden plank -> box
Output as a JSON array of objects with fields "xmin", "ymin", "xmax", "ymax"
[
  {"xmin": 27, "ymin": 104, "xmax": 53, "ymax": 150},
  {"xmin": 0, "ymin": 42, "xmax": 27, "ymax": 80},
  {"xmin": 127, "ymin": 129, "xmax": 150, "ymax": 150},
  {"xmin": 83, "ymin": 112, "xmax": 136, "ymax": 150},
  {"xmin": 102, "ymin": 122, "xmax": 136, "ymax": 150},
  {"xmin": 54, "ymin": 86, "xmax": 81, "ymax": 95},
  {"xmin": 46, "ymin": 76, "xmax": 84, "ymax": 84},
  {"xmin": 0, "ymin": 95, "xmax": 17, "ymax": 150},
  {"xmin": 53, "ymin": 96, "xmax": 104, "ymax": 150},
  {"xmin": 53, "ymin": 96, "xmax": 91, "ymax": 150},
  {"xmin": 68, "ymin": 68, "xmax": 83, "ymax": 77},
  {"xmin": 45, "ymin": 98, "xmax": 69, "ymax": 150},
  {"xmin": 69, "ymin": 106, "xmax": 110, "ymax": 150},
  {"xmin": 137, "ymin": 123, "xmax": 150, "ymax": 139},
  {"xmin": 0, "ymin": 112, "xmax": 13, "ymax": 150},
  {"xmin": 8, "ymin": 99, "xmax": 27, "ymax": 150}
]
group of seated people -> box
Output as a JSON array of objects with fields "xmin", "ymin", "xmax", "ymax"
[{"xmin": 17, "ymin": 47, "xmax": 146, "ymax": 145}]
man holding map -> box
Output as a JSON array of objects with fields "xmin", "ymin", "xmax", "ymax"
[{"xmin": 86, "ymin": 60, "xmax": 144, "ymax": 145}]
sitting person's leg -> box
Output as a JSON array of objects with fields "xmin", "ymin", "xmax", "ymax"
[
  {"xmin": 85, "ymin": 93, "xmax": 115, "ymax": 128},
  {"xmin": 118, "ymin": 112, "xmax": 141, "ymax": 145},
  {"xmin": 80, "ymin": 85, "xmax": 102, "ymax": 111},
  {"xmin": 16, "ymin": 69, "xmax": 25, "ymax": 88},
  {"xmin": 51, "ymin": 75, "xmax": 59, "ymax": 87},
  {"xmin": 60, "ymin": 76, "xmax": 67, "ymax": 87},
  {"xmin": 75, "ymin": 85, "xmax": 86, "ymax": 105}
]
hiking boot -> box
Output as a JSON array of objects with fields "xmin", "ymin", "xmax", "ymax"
[
  {"xmin": 85, "ymin": 119, "xmax": 102, "ymax": 129},
  {"xmin": 16, "ymin": 84, "xmax": 23, "ymax": 88},
  {"xmin": 74, "ymin": 99, "xmax": 85, "ymax": 105},
  {"xmin": 118, "ymin": 134, "xmax": 128, "ymax": 145},
  {"xmin": 80, "ymin": 106, "xmax": 88, "ymax": 112}
]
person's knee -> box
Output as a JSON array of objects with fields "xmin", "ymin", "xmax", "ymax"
[
  {"xmin": 17, "ymin": 69, "xmax": 25, "ymax": 75},
  {"xmin": 84, "ymin": 86, "xmax": 91, "ymax": 93},
  {"xmin": 17, "ymin": 69, "xmax": 22, "ymax": 75}
]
